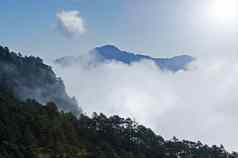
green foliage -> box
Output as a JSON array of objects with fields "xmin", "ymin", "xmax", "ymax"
[
  {"xmin": 0, "ymin": 90, "xmax": 237, "ymax": 158},
  {"xmin": 0, "ymin": 45, "xmax": 80, "ymax": 116}
]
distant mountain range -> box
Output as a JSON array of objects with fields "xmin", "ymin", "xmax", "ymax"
[{"xmin": 55, "ymin": 45, "xmax": 194, "ymax": 71}]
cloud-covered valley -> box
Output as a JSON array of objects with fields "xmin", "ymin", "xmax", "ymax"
[{"xmin": 53, "ymin": 52, "xmax": 238, "ymax": 152}]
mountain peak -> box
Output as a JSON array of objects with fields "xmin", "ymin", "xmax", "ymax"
[
  {"xmin": 56, "ymin": 45, "xmax": 194, "ymax": 71},
  {"xmin": 95, "ymin": 45, "xmax": 121, "ymax": 53},
  {"xmin": 93, "ymin": 45, "xmax": 194, "ymax": 70},
  {"xmin": 171, "ymin": 55, "xmax": 194, "ymax": 60},
  {"xmin": 97, "ymin": 44, "xmax": 119, "ymax": 49}
]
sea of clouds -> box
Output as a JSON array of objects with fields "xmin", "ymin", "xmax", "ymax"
[{"xmin": 53, "ymin": 53, "xmax": 238, "ymax": 151}]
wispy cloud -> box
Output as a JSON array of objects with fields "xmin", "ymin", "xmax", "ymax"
[{"xmin": 56, "ymin": 10, "xmax": 86, "ymax": 37}]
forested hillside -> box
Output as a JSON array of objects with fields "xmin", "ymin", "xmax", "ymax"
[
  {"xmin": 0, "ymin": 89, "xmax": 237, "ymax": 158},
  {"xmin": 0, "ymin": 46, "xmax": 80, "ymax": 115}
]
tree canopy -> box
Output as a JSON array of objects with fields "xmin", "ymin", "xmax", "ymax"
[
  {"xmin": 0, "ymin": 45, "xmax": 80, "ymax": 116},
  {"xmin": 0, "ymin": 89, "xmax": 237, "ymax": 158}
]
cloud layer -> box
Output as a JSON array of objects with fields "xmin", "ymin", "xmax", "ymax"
[
  {"xmin": 56, "ymin": 10, "xmax": 86, "ymax": 37},
  {"xmin": 53, "ymin": 54, "xmax": 238, "ymax": 152}
]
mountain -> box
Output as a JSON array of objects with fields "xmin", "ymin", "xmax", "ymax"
[
  {"xmin": 0, "ymin": 45, "xmax": 81, "ymax": 115},
  {"xmin": 55, "ymin": 45, "xmax": 194, "ymax": 71},
  {"xmin": 0, "ymin": 89, "xmax": 237, "ymax": 158},
  {"xmin": 0, "ymin": 44, "xmax": 237, "ymax": 158}
]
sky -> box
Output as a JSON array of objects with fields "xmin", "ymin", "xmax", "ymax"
[
  {"xmin": 1, "ymin": 0, "xmax": 238, "ymax": 60},
  {"xmin": 1, "ymin": 0, "xmax": 238, "ymax": 152}
]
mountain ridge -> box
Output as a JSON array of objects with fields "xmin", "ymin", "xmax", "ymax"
[
  {"xmin": 0, "ymin": 45, "xmax": 81, "ymax": 115},
  {"xmin": 55, "ymin": 45, "xmax": 194, "ymax": 71}
]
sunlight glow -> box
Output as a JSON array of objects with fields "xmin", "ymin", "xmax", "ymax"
[{"xmin": 210, "ymin": 0, "xmax": 238, "ymax": 24}]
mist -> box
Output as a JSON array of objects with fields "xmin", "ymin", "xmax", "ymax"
[
  {"xmin": 53, "ymin": 53, "xmax": 238, "ymax": 151},
  {"xmin": 0, "ymin": 46, "xmax": 81, "ymax": 116}
]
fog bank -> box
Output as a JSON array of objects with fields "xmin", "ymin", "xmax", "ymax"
[{"xmin": 53, "ymin": 54, "xmax": 238, "ymax": 151}]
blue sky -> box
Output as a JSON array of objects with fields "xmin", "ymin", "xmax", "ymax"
[{"xmin": 1, "ymin": 0, "xmax": 238, "ymax": 60}]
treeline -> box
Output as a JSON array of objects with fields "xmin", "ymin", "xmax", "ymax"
[
  {"xmin": 0, "ymin": 89, "xmax": 237, "ymax": 158},
  {"xmin": 0, "ymin": 45, "xmax": 80, "ymax": 115}
]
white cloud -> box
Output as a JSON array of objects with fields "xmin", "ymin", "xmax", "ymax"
[
  {"xmin": 53, "ymin": 53, "xmax": 238, "ymax": 152},
  {"xmin": 56, "ymin": 10, "xmax": 86, "ymax": 37}
]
